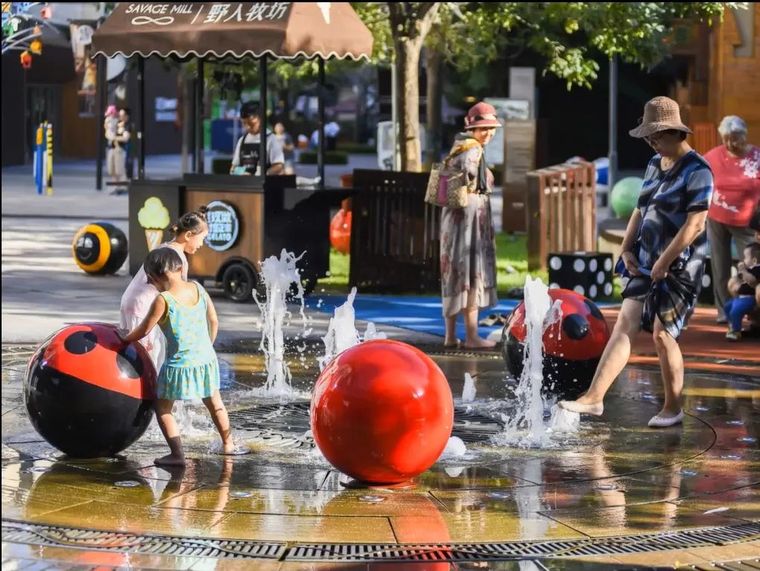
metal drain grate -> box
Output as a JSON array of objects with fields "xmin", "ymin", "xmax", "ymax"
[
  {"xmin": 1, "ymin": 520, "xmax": 285, "ymax": 559},
  {"xmin": 227, "ymin": 402, "xmax": 504, "ymax": 449},
  {"xmin": 286, "ymin": 522, "xmax": 760, "ymax": 562},
  {"xmin": 4, "ymin": 519, "xmax": 756, "ymax": 562}
]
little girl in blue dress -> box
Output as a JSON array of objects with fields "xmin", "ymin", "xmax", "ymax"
[{"xmin": 122, "ymin": 247, "xmax": 237, "ymax": 466}]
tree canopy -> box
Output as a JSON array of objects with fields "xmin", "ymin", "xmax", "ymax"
[{"xmin": 356, "ymin": 2, "xmax": 745, "ymax": 89}]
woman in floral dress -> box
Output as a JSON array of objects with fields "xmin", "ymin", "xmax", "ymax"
[{"xmin": 440, "ymin": 102, "xmax": 501, "ymax": 349}]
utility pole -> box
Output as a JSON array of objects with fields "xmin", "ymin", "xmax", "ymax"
[{"xmin": 608, "ymin": 56, "xmax": 618, "ymax": 189}]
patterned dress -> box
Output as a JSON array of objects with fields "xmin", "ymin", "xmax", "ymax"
[
  {"xmin": 617, "ymin": 151, "xmax": 714, "ymax": 337},
  {"xmin": 440, "ymin": 133, "xmax": 498, "ymax": 317},
  {"xmin": 120, "ymin": 243, "xmax": 188, "ymax": 369},
  {"xmin": 157, "ymin": 282, "xmax": 220, "ymax": 400}
]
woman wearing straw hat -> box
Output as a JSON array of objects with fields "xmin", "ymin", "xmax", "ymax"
[
  {"xmin": 560, "ymin": 96, "xmax": 714, "ymax": 428},
  {"xmin": 440, "ymin": 102, "xmax": 501, "ymax": 349}
]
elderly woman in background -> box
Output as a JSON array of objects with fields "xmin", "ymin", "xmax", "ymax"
[
  {"xmin": 440, "ymin": 102, "xmax": 501, "ymax": 350},
  {"xmin": 560, "ymin": 96, "xmax": 714, "ymax": 428},
  {"xmin": 704, "ymin": 116, "xmax": 760, "ymax": 324}
]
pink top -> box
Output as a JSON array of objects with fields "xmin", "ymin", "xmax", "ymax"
[
  {"xmin": 705, "ymin": 144, "xmax": 760, "ymax": 227},
  {"xmin": 120, "ymin": 242, "xmax": 188, "ymax": 320}
]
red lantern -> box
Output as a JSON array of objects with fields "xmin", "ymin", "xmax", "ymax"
[{"xmin": 20, "ymin": 50, "xmax": 32, "ymax": 69}]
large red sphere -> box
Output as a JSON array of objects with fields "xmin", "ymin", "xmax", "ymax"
[
  {"xmin": 502, "ymin": 289, "xmax": 610, "ymax": 399},
  {"xmin": 310, "ymin": 339, "xmax": 454, "ymax": 484},
  {"xmin": 329, "ymin": 209, "xmax": 351, "ymax": 255},
  {"xmin": 24, "ymin": 323, "xmax": 156, "ymax": 458}
]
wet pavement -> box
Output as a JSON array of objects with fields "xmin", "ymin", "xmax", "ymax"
[{"xmin": 2, "ymin": 343, "xmax": 759, "ymax": 569}]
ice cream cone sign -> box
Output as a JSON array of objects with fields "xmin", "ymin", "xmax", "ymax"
[{"xmin": 137, "ymin": 197, "xmax": 170, "ymax": 251}]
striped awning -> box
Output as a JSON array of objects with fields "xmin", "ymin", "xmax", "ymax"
[{"xmin": 92, "ymin": 2, "xmax": 373, "ymax": 61}]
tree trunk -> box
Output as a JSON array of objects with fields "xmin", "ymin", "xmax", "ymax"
[
  {"xmin": 387, "ymin": 2, "xmax": 440, "ymax": 173},
  {"xmin": 425, "ymin": 46, "xmax": 442, "ymax": 168},
  {"xmin": 395, "ymin": 37, "xmax": 423, "ymax": 172}
]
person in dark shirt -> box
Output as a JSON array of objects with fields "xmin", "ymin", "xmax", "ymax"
[{"xmin": 725, "ymin": 242, "xmax": 760, "ymax": 340}]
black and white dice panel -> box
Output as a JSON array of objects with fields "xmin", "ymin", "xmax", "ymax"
[{"xmin": 548, "ymin": 252, "xmax": 614, "ymax": 300}]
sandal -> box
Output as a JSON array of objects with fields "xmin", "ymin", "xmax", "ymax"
[
  {"xmin": 444, "ymin": 339, "xmax": 462, "ymax": 349},
  {"xmin": 478, "ymin": 314, "xmax": 500, "ymax": 327}
]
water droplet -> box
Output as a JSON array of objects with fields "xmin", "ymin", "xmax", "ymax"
[
  {"xmin": 359, "ymin": 495, "xmax": 386, "ymax": 503},
  {"xmin": 738, "ymin": 437, "xmax": 757, "ymax": 444},
  {"xmin": 680, "ymin": 470, "xmax": 698, "ymax": 477},
  {"xmin": 114, "ymin": 480, "xmax": 141, "ymax": 488},
  {"xmin": 694, "ymin": 406, "xmax": 709, "ymax": 412},
  {"xmin": 231, "ymin": 491, "xmax": 253, "ymax": 499},
  {"xmin": 595, "ymin": 483, "xmax": 618, "ymax": 491},
  {"xmin": 726, "ymin": 420, "xmax": 744, "ymax": 426},
  {"xmin": 26, "ymin": 465, "xmax": 49, "ymax": 474},
  {"xmin": 720, "ymin": 454, "xmax": 741, "ymax": 460},
  {"xmin": 487, "ymin": 492, "xmax": 511, "ymax": 500}
]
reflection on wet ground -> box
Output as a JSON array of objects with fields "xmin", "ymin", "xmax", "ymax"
[{"xmin": 2, "ymin": 344, "xmax": 759, "ymax": 568}]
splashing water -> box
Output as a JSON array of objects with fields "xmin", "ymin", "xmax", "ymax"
[
  {"xmin": 318, "ymin": 287, "xmax": 385, "ymax": 370},
  {"xmin": 363, "ymin": 322, "xmax": 387, "ymax": 342},
  {"xmin": 254, "ymin": 249, "xmax": 307, "ymax": 397},
  {"xmin": 495, "ymin": 276, "xmax": 573, "ymax": 448},
  {"xmin": 462, "ymin": 373, "xmax": 476, "ymax": 402},
  {"xmin": 319, "ymin": 287, "xmax": 361, "ymax": 370}
]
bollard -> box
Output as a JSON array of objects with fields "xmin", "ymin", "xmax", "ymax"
[{"xmin": 33, "ymin": 121, "xmax": 53, "ymax": 196}]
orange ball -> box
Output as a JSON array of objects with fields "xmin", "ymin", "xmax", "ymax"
[
  {"xmin": 311, "ymin": 340, "xmax": 454, "ymax": 484},
  {"xmin": 329, "ymin": 209, "xmax": 351, "ymax": 254}
]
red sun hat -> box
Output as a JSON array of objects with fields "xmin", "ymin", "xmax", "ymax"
[{"xmin": 464, "ymin": 102, "xmax": 502, "ymax": 130}]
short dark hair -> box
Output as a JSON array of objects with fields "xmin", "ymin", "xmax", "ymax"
[
  {"xmin": 240, "ymin": 101, "xmax": 260, "ymax": 119},
  {"xmin": 663, "ymin": 129, "xmax": 688, "ymax": 141},
  {"xmin": 745, "ymin": 242, "xmax": 760, "ymax": 261},
  {"xmin": 144, "ymin": 247, "xmax": 183, "ymax": 281},
  {"xmin": 120, "ymin": 107, "xmax": 131, "ymax": 116}
]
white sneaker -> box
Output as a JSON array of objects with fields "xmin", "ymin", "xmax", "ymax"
[
  {"xmin": 558, "ymin": 400, "xmax": 604, "ymax": 416},
  {"xmin": 647, "ymin": 410, "xmax": 684, "ymax": 428}
]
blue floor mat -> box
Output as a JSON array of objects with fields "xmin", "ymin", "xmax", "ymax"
[{"xmin": 309, "ymin": 294, "xmax": 520, "ymax": 339}]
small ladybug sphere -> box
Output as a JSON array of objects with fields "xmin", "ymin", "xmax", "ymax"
[
  {"xmin": 501, "ymin": 289, "xmax": 610, "ymax": 399},
  {"xmin": 24, "ymin": 323, "xmax": 156, "ymax": 458}
]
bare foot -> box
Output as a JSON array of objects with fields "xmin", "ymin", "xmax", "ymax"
[
  {"xmin": 154, "ymin": 454, "xmax": 186, "ymax": 467},
  {"xmin": 464, "ymin": 337, "xmax": 496, "ymax": 349},
  {"xmin": 444, "ymin": 338, "xmax": 461, "ymax": 348}
]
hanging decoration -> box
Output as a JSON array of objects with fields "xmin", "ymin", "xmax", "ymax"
[{"xmin": 2, "ymin": 3, "xmax": 55, "ymax": 66}]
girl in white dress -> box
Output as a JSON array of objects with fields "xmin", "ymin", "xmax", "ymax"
[{"xmin": 120, "ymin": 207, "xmax": 208, "ymax": 369}]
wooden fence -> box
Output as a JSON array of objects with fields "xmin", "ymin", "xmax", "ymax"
[
  {"xmin": 526, "ymin": 162, "xmax": 597, "ymax": 271},
  {"xmin": 690, "ymin": 122, "xmax": 719, "ymax": 155},
  {"xmin": 349, "ymin": 169, "xmax": 439, "ymax": 292}
]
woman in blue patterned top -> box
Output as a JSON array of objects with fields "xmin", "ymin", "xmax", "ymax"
[
  {"xmin": 122, "ymin": 248, "xmax": 238, "ymax": 466},
  {"xmin": 560, "ymin": 97, "xmax": 714, "ymax": 428}
]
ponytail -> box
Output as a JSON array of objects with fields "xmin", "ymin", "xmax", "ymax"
[{"xmin": 171, "ymin": 206, "xmax": 208, "ymax": 236}]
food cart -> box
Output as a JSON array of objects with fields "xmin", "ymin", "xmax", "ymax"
[{"xmin": 92, "ymin": 2, "xmax": 373, "ymax": 300}]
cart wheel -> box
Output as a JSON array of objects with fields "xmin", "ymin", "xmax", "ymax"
[{"xmin": 222, "ymin": 263, "xmax": 256, "ymax": 303}]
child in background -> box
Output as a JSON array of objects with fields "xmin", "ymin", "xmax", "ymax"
[
  {"xmin": 725, "ymin": 242, "xmax": 760, "ymax": 341},
  {"xmin": 121, "ymin": 248, "xmax": 237, "ymax": 466},
  {"xmin": 120, "ymin": 208, "xmax": 208, "ymax": 369}
]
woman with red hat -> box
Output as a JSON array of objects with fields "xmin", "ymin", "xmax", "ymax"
[{"xmin": 440, "ymin": 101, "xmax": 502, "ymax": 349}]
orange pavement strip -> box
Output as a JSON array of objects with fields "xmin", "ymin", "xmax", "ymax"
[{"xmin": 600, "ymin": 306, "xmax": 760, "ymax": 376}]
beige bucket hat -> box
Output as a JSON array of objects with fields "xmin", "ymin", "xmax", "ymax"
[{"xmin": 629, "ymin": 96, "xmax": 692, "ymax": 138}]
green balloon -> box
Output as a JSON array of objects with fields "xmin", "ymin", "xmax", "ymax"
[{"xmin": 610, "ymin": 177, "xmax": 643, "ymax": 218}]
